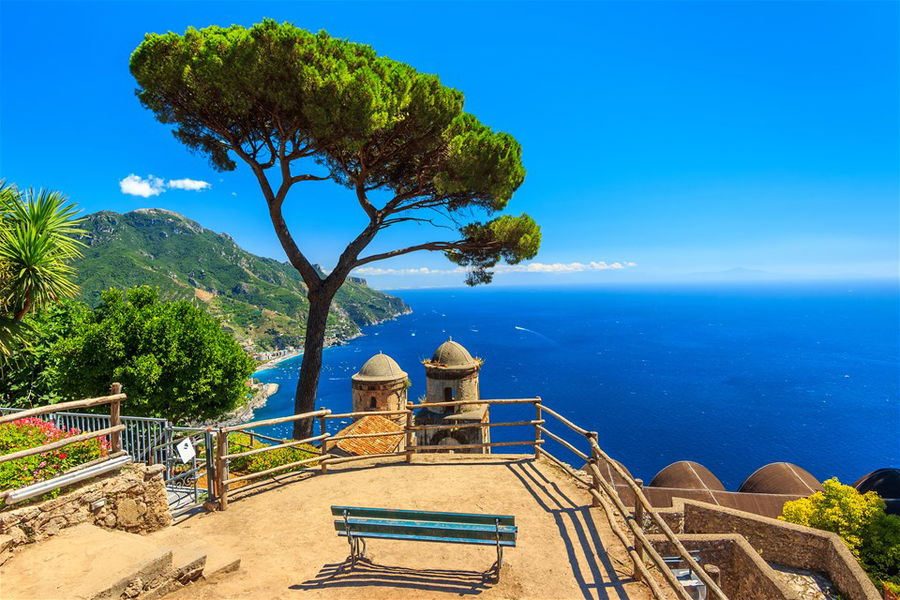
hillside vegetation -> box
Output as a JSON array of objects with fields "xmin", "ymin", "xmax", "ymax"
[{"xmin": 73, "ymin": 209, "xmax": 409, "ymax": 351}]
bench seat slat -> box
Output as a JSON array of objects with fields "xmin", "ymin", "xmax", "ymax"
[
  {"xmin": 335, "ymin": 521, "xmax": 516, "ymax": 544},
  {"xmin": 337, "ymin": 529, "xmax": 517, "ymax": 547},
  {"xmin": 335, "ymin": 517, "xmax": 517, "ymax": 535},
  {"xmin": 331, "ymin": 505, "xmax": 515, "ymax": 526}
]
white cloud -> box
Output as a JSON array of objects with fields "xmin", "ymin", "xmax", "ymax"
[
  {"xmin": 119, "ymin": 174, "xmax": 165, "ymax": 198},
  {"xmin": 119, "ymin": 174, "xmax": 212, "ymax": 197},
  {"xmin": 354, "ymin": 261, "xmax": 638, "ymax": 277},
  {"xmin": 167, "ymin": 178, "xmax": 211, "ymax": 191}
]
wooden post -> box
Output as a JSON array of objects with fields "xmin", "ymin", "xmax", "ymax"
[
  {"xmin": 108, "ymin": 383, "xmax": 122, "ymax": 455},
  {"xmin": 216, "ymin": 430, "xmax": 228, "ymax": 510},
  {"xmin": 534, "ymin": 399, "xmax": 542, "ymax": 459},
  {"xmin": 405, "ymin": 403, "xmax": 414, "ymax": 463},
  {"xmin": 318, "ymin": 409, "xmax": 328, "ymax": 474},
  {"xmin": 587, "ymin": 432, "xmax": 601, "ymax": 507},
  {"xmin": 633, "ymin": 477, "xmax": 645, "ymax": 579}
]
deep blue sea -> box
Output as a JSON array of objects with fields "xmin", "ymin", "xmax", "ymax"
[{"xmin": 252, "ymin": 282, "xmax": 899, "ymax": 490}]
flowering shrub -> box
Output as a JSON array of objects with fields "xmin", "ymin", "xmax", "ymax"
[
  {"xmin": 227, "ymin": 432, "xmax": 317, "ymax": 475},
  {"xmin": 0, "ymin": 418, "xmax": 109, "ymax": 503}
]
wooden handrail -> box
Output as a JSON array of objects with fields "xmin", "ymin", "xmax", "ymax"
[
  {"xmin": 587, "ymin": 437, "xmax": 728, "ymax": 600},
  {"xmin": 413, "ymin": 440, "xmax": 542, "ymax": 452},
  {"xmin": 410, "ymin": 419, "xmax": 543, "ymax": 432},
  {"xmin": 0, "ymin": 424, "xmax": 126, "ymax": 464},
  {"xmin": 536, "ymin": 426, "xmax": 589, "ymax": 461},
  {"xmin": 222, "ymin": 408, "xmax": 331, "ymax": 432},
  {"xmin": 321, "ymin": 451, "xmax": 406, "ymax": 466},
  {"xmin": 587, "ymin": 464, "xmax": 695, "ymax": 600},
  {"xmin": 0, "ymin": 394, "xmax": 126, "ymax": 425},
  {"xmin": 588, "ymin": 485, "xmax": 672, "ymax": 599},
  {"xmin": 409, "ymin": 398, "xmax": 539, "ymax": 409},
  {"xmin": 537, "ymin": 404, "xmax": 590, "ymax": 436},
  {"xmin": 222, "ymin": 433, "xmax": 330, "ymax": 460},
  {"xmin": 225, "ymin": 454, "xmax": 331, "ymax": 485},
  {"xmin": 325, "ymin": 409, "xmax": 411, "ymax": 419}
]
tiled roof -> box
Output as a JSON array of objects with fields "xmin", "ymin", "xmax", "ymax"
[{"xmin": 327, "ymin": 415, "xmax": 404, "ymax": 456}]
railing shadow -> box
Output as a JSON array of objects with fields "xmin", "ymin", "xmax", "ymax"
[
  {"xmin": 506, "ymin": 460, "xmax": 635, "ymax": 600},
  {"xmin": 291, "ymin": 556, "xmax": 494, "ymax": 595}
]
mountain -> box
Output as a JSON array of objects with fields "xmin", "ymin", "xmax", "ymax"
[{"xmin": 72, "ymin": 209, "xmax": 410, "ymax": 352}]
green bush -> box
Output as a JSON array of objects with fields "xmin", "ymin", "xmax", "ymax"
[
  {"xmin": 227, "ymin": 432, "xmax": 318, "ymax": 475},
  {"xmin": 781, "ymin": 477, "xmax": 900, "ymax": 587},
  {"xmin": 0, "ymin": 418, "xmax": 108, "ymax": 505}
]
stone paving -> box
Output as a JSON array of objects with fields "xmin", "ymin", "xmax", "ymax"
[{"xmin": 770, "ymin": 564, "xmax": 844, "ymax": 600}]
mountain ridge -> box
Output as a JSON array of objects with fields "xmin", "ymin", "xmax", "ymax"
[{"xmin": 72, "ymin": 208, "xmax": 410, "ymax": 352}]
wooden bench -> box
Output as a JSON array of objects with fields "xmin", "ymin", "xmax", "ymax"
[{"xmin": 331, "ymin": 506, "xmax": 517, "ymax": 580}]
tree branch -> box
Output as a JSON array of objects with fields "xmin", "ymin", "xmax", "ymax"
[{"xmin": 354, "ymin": 240, "xmax": 467, "ymax": 267}]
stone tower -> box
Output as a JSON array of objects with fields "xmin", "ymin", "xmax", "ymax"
[
  {"xmin": 417, "ymin": 340, "xmax": 490, "ymax": 452},
  {"xmin": 351, "ymin": 353, "xmax": 409, "ymax": 425}
]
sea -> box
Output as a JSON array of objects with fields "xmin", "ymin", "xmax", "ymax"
[{"xmin": 252, "ymin": 282, "xmax": 899, "ymax": 490}]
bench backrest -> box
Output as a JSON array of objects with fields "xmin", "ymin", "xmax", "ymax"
[{"xmin": 331, "ymin": 505, "xmax": 517, "ymax": 546}]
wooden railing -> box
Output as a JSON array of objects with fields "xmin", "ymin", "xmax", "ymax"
[
  {"xmin": 535, "ymin": 402, "xmax": 729, "ymax": 600},
  {"xmin": 0, "ymin": 383, "xmax": 128, "ymax": 503},
  {"xmin": 209, "ymin": 397, "xmax": 728, "ymax": 599}
]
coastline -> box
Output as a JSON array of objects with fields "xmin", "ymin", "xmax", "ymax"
[
  {"xmin": 251, "ymin": 305, "xmax": 414, "ymax": 374},
  {"xmin": 206, "ymin": 382, "xmax": 281, "ymax": 429}
]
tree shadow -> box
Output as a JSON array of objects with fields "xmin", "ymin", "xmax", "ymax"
[
  {"xmin": 291, "ymin": 556, "xmax": 494, "ymax": 595},
  {"xmin": 506, "ymin": 460, "xmax": 636, "ymax": 600}
]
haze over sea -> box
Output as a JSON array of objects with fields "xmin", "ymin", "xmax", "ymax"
[{"xmin": 253, "ymin": 282, "xmax": 898, "ymax": 490}]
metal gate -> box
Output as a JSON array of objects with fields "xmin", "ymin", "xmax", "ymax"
[{"xmin": 0, "ymin": 407, "xmax": 215, "ymax": 515}]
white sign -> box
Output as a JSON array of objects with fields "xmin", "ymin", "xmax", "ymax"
[{"xmin": 176, "ymin": 438, "xmax": 196, "ymax": 463}]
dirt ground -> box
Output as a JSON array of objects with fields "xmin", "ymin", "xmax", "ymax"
[{"xmin": 166, "ymin": 455, "xmax": 658, "ymax": 600}]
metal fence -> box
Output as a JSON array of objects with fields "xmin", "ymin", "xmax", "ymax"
[{"xmin": 0, "ymin": 407, "xmax": 171, "ymax": 465}]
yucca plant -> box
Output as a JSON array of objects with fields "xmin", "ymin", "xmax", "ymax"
[{"xmin": 0, "ymin": 181, "xmax": 85, "ymax": 355}]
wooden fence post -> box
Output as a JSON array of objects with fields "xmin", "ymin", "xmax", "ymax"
[
  {"xmin": 216, "ymin": 429, "xmax": 228, "ymax": 510},
  {"xmin": 534, "ymin": 398, "xmax": 542, "ymax": 459},
  {"xmin": 633, "ymin": 477, "xmax": 645, "ymax": 579},
  {"xmin": 588, "ymin": 432, "xmax": 601, "ymax": 507},
  {"xmin": 318, "ymin": 409, "xmax": 328, "ymax": 474},
  {"xmin": 108, "ymin": 382, "xmax": 122, "ymax": 454},
  {"xmin": 405, "ymin": 403, "xmax": 414, "ymax": 463}
]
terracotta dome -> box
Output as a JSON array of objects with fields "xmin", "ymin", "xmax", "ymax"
[
  {"xmin": 854, "ymin": 468, "xmax": 900, "ymax": 515},
  {"xmin": 428, "ymin": 340, "xmax": 479, "ymax": 368},
  {"xmin": 649, "ymin": 461, "xmax": 725, "ymax": 491},
  {"xmin": 738, "ymin": 463, "xmax": 822, "ymax": 495},
  {"xmin": 351, "ymin": 353, "xmax": 407, "ymax": 382}
]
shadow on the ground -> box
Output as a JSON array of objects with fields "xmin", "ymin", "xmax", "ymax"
[
  {"xmin": 291, "ymin": 557, "xmax": 494, "ymax": 595},
  {"xmin": 506, "ymin": 460, "xmax": 636, "ymax": 600}
]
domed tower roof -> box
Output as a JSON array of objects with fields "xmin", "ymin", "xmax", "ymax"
[
  {"xmin": 854, "ymin": 468, "xmax": 900, "ymax": 515},
  {"xmin": 738, "ymin": 462, "xmax": 822, "ymax": 495},
  {"xmin": 649, "ymin": 461, "xmax": 725, "ymax": 491},
  {"xmin": 426, "ymin": 339, "xmax": 480, "ymax": 369},
  {"xmin": 351, "ymin": 353, "xmax": 408, "ymax": 383}
]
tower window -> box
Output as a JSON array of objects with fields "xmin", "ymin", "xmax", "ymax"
[
  {"xmin": 369, "ymin": 397, "xmax": 377, "ymax": 409},
  {"xmin": 444, "ymin": 387, "xmax": 453, "ymax": 402}
]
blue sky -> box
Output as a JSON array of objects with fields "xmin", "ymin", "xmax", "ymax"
[{"xmin": 1, "ymin": 1, "xmax": 897, "ymax": 288}]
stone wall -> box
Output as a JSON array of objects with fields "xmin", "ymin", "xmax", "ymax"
[
  {"xmin": 0, "ymin": 463, "xmax": 171, "ymax": 558},
  {"xmin": 650, "ymin": 533, "xmax": 799, "ymax": 600},
  {"xmin": 675, "ymin": 499, "xmax": 880, "ymax": 600}
]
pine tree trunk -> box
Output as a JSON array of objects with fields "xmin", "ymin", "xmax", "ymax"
[{"xmin": 292, "ymin": 288, "xmax": 335, "ymax": 439}]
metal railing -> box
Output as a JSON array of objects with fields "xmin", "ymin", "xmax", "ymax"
[{"xmin": 0, "ymin": 407, "xmax": 171, "ymax": 464}]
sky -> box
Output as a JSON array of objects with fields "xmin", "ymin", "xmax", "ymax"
[{"xmin": 1, "ymin": 0, "xmax": 897, "ymax": 289}]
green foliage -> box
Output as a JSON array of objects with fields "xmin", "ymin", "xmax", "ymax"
[
  {"xmin": 781, "ymin": 477, "xmax": 900, "ymax": 586},
  {"xmin": 1, "ymin": 287, "xmax": 255, "ymax": 423},
  {"xmin": 73, "ymin": 209, "xmax": 408, "ymax": 351},
  {"xmin": 130, "ymin": 19, "xmax": 539, "ymax": 285},
  {"xmin": 448, "ymin": 214, "xmax": 541, "ymax": 285},
  {"xmin": 0, "ymin": 417, "xmax": 108, "ymax": 503},
  {"xmin": 0, "ymin": 181, "xmax": 85, "ymax": 355},
  {"xmin": 226, "ymin": 432, "xmax": 318, "ymax": 475}
]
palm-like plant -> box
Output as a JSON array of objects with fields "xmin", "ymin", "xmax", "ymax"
[{"xmin": 0, "ymin": 181, "xmax": 85, "ymax": 354}]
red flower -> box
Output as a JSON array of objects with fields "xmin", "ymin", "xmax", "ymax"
[{"xmin": 57, "ymin": 452, "xmax": 67, "ymax": 459}]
